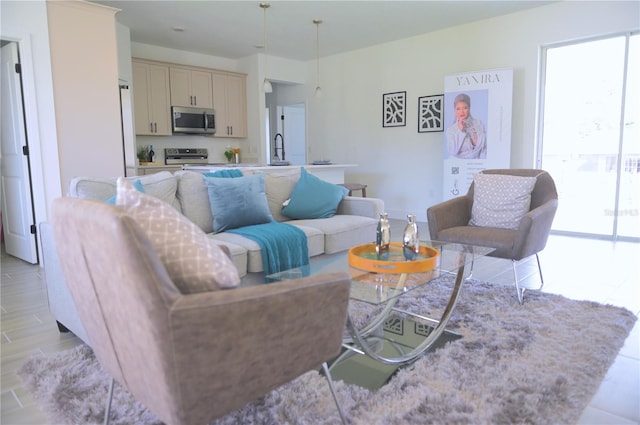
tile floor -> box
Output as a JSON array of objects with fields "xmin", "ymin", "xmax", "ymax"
[{"xmin": 1, "ymin": 226, "xmax": 639, "ymax": 424}]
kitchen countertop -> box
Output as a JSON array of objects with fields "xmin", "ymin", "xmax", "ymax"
[
  {"xmin": 138, "ymin": 164, "xmax": 181, "ymax": 168},
  {"xmin": 185, "ymin": 163, "xmax": 357, "ymax": 170},
  {"xmin": 183, "ymin": 163, "xmax": 358, "ymax": 184}
]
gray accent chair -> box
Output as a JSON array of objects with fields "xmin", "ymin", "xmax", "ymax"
[
  {"xmin": 51, "ymin": 197, "xmax": 351, "ymax": 425},
  {"xmin": 40, "ymin": 221, "xmax": 90, "ymax": 344},
  {"xmin": 427, "ymin": 169, "xmax": 558, "ymax": 304}
]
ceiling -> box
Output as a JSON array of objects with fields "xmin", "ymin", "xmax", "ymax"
[{"xmin": 91, "ymin": 1, "xmax": 553, "ymax": 62}]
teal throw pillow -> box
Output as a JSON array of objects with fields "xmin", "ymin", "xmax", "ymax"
[
  {"xmin": 106, "ymin": 179, "xmax": 144, "ymax": 204},
  {"xmin": 203, "ymin": 169, "xmax": 243, "ymax": 178},
  {"xmin": 205, "ymin": 173, "xmax": 273, "ymax": 233},
  {"xmin": 281, "ymin": 167, "xmax": 348, "ymax": 219}
]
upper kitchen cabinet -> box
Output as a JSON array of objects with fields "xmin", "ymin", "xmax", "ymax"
[
  {"xmin": 212, "ymin": 71, "xmax": 247, "ymax": 138},
  {"xmin": 169, "ymin": 66, "xmax": 213, "ymax": 109},
  {"xmin": 132, "ymin": 59, "xmax": 172, "ymax": 135}
]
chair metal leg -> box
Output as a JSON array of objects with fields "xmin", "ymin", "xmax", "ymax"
[
  {"xmin": 322, "ymin": 362, "xmax": 348, "ymax": 425},
  {"xmin": 512, "ymin": 253, "xmax": 545, "ymax": 305},
  {"xmin": 512, "ymin": 260, "xmax": 525, "ymax": 305},
  {"xmin": 104, "ymin": 377, "xmax": 114, "ymax": 425},
  {"xmin": 535, "ymin": 253, "xmax": 545, "ymax": 291}
]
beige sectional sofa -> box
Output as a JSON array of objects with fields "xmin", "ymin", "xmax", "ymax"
[{"xmin": 41, "ymin": 168, "xmax": 384, "ymax": 343}]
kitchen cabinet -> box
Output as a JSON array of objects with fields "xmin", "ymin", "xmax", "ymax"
[
  {"xmin": 169, "ymin": 66, "xmax": 213, "ymax": 108},
  {"xmin": 212, "ymin": 71, "xmax": 247, "ymax": 138},
  {"xmin": 138, "ymin": 166, "xmax": 182, "ymax": 175},
  {"xmin": 132, "ymin": 59, "xmax": 172, "ymax": 135}
]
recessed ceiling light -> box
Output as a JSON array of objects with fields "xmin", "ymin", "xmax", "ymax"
[{"xmin": 172, "ymin": 26, "xmax": 185, "ymax": 32}]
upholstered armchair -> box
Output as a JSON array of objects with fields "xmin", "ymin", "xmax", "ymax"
[
  {"xmin": 427, "ymin": 169, "xmax": 558, "ymax": 304},
  {"xmin": 51, "ymin": 197, "xmax": 351, "ymax": 425}
]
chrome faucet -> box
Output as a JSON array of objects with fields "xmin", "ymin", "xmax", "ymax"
[{"xmin": 274, "ymin": 133, "xmax": 285, "ymax": 161}]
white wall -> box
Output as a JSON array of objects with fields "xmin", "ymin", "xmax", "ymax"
[
  {"xmin": 308, "ymin": 1, "xmax": 639, "ymax": 220},
  {"xmin": 116, "ymin": 23, "xmax": 132, "ymax": 83}
]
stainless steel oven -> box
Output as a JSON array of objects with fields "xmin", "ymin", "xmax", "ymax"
[{"xmin": 164, "ymin": 148, "xmax": 209, "ymax": 165}]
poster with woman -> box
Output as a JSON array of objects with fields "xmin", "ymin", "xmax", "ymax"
[{"xmin": 442, "ymin": 69, "xmax": 513, "ymax": 200}]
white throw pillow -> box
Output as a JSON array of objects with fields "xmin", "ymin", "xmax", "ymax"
[
  {"xmin": 116, "ymin": 178, "xmax": 240, "ymax": 292},
  {"xmin": 175, "ymin": 171, "xmax": 214, "ymax": 234},
  {"xmin": 264, "ymin": 169, "xmax": 301, "ymax": 222},
  {"xmin": 69, "ymin": 171, "xmax": 180, "ymax": 210},
  {"xmin": 469, "ymin": 173, "xmax": 537, "ymax": 230}
]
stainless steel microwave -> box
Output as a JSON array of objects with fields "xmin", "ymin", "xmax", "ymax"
[{"xmin": 172, "ymin": 106, "xmax": 216, "ymax": 134}]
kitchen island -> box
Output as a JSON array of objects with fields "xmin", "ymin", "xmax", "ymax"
[{"xmin": 184, "ymin": 164, "xmax": 357, "ymax": 184}]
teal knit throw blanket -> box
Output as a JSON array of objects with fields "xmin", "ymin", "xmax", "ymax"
[{"xmin": 227, "ymin": 222, "xmax": 309, "ymax": 277}]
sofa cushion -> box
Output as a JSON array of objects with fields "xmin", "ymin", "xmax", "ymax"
[
  {"xmin": 211, "ymin": 225, "xmax": 324, "ymax": 273},
  {"xmin": 264, "ymin": 169, "xmax": 301, "ymax": 222},
  {"xmin": 106, "ymin": 179, "xmax": 144, "ymax": 204},
  {"xmin": 175, "ymin": 171, "xmax": 214, "ymax": 234},
  {"xmin": 205, "ymin": 174, "xmax": 274, "ymax": 233},
  {"xmin": 116, "ymin": 178, "xmax": 240, "ymax": 292},
  {"xmin": 69, "ymin": 171, "xmax": 180, "ymax": 211},
  {"xmin": 205, "ymin": 236, "xmax": 249, "ymax": 278},
  {"xmin": 282, "ymin": 167, "xmax": 348, "ymax": 219},
  {"xmin": 469, "ymin": 173, "xmax": 537, "ymax": 230},
  {"xmin": 287, "ymin": 215, "xmax": 377, "ymax": 254}
]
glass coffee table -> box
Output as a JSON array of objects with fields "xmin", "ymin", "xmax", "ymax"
[{"xmin": 266, "ymin": 240, "xmax": 494, "ymax": 389}]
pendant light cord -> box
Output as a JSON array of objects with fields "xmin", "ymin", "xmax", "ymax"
[
  {"xmin": 314, "ymin": 19, "xmax": 322, "ymax": 95},
  {"xmin": 316, "ymin": 22, "xmax": 320, "ymax": 88},
  {"xmin": 261, "ymin": 3, "xmax": 271, "ymax": 92},
  {"xmin": 264, "ymin": 5, "xmax": 268, "ymax": 78}
]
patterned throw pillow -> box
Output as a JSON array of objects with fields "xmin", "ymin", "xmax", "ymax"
[
  {"xmin": 469, "ymin": 173, "xmax": 537, "ymax": 230},
  {"xmin": 116, "ymin": 178, "xmax": 240, "ymax": 292}
]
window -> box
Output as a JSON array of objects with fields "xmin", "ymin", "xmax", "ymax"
[{"xmin": 538, "ymin": 32, "xmax": 639, "ymax": 240}]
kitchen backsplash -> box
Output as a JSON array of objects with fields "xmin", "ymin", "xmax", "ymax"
[{"xmin": 136, "ymin": 135, "xmax": 249, "ymax": 164}]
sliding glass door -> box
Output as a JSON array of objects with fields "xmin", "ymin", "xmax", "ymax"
[{"xmin": 538, "ymin": 32, "xmax": 639, "ymax": 241}]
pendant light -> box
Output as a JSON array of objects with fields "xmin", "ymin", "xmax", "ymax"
[
  {"xmin": 260, "ymin": 3, "xmax": 272, "ymax": 93},
  {"xmin": 313, "ymin": 19, "xmax": 323, "ymax": 97}
]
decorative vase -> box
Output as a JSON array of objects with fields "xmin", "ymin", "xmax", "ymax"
[
  {"xmin": 376, "ymin": 212, "xmax": 390, "ymax": 257},
  {"xmin": 402, "ymin": 214, "xmax": 420, "ymax": 261},
  {"xmin": 402, "ymin": 214, "xmax": 420, "ymax": 260}
]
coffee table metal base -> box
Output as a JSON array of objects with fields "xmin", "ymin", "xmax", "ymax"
[
  {"xmin": 341, "ymin": 264, "xmax": 466, "ymax": 366},
  {"xmin": 328, "ymin": 316, "xmax": 461, "ymax": 390}
]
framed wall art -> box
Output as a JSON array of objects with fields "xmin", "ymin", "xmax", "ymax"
[
  {"xmin": 382, "ymin": 91, "xmax": 406, "ymax": 127},
  {"xmin": 418, "ymin": 94, "xmax": 444, "ymax": 133}
]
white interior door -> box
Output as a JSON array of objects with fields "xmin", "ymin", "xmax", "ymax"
[
  {"xmin": 282, "ymin": 104, "xmax": 306, "ymax": 165},
  {"xmin": 1, "ymin": 42, "xmax": 37, "ymax": 263}
]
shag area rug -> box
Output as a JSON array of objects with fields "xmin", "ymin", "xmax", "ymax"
[{"xmin": 18, "ymin": 277, "xmax": 636, "ymax": 425}]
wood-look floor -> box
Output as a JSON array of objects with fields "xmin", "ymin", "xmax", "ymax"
[{"xmin": 1, "ymin": 227, "xmax": 638, "ymax": 424}]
